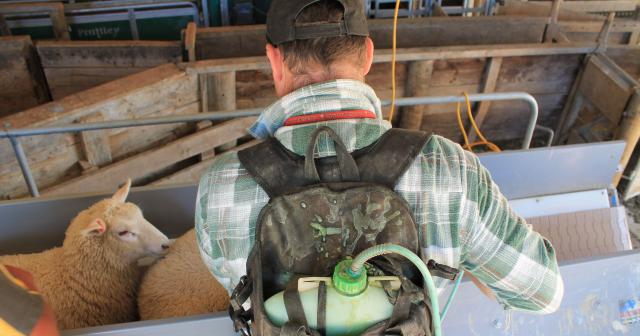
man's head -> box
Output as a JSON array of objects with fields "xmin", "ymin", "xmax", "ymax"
[{"xmin": 265, "ymin": 0, "xmax": 375, "ymax": 96}]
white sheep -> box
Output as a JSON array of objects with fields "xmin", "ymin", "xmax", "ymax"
[
  {"xmin": 137, "ymin": 228, "xmax": 229, "ymax": 320},
  {"xmin": 0, "ymin": 179, "xmax": 171, "ymax": 330}
]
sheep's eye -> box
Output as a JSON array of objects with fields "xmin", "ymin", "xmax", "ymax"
[{"xmin": 118, "ymin": 230, "xmax": 129, "ymax": 236}]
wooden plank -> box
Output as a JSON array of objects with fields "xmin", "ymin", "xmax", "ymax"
[
  {"xmin": 499, "ymin": 0, "xmax": 605, "ymax": 20},
  {"xmin": 184, "ymin": 22, "xmax": 197, "ymax": 62},
  {"xmin": 36, "ymin": 41, "xmax": 182, "ymax": 68},
  {"xmin": 108, "ymin": 102, "xmax": 199, "ymax": 161},
  {"xmin": 468, "ymin": 57, "xmax": 503, "ymax": 142},
  {"xmin": 186, "ymin": 43, "xmax": 600, "ymax": 74},
  {"xmin": 579, "ymin": 55, "xmax": 634, "ymax": 124},
  {"xmin": 195, "ymin": 16, "xmax": 548, "ymax": 59},
  {"xmin": 559, "ymin": 1, "xmax": 639, "ymax": 13},
  {"xmin": 400, "ymin": 61, "xmax": 434, "ymax": 129},
  {"xmin": 42, "ymin": 117, "xmax": 256, "ymax": 197},
  {"xmin": 79, "ymin": 113, "xmax": 112, "ymax": 167},
  {"xmin": 0, "ymin": 63, "xmax": 184, "ymax": 129},
  {"xmin": 151, "ymin": 139, "xmax": 262, "ymax": 187},
  {"xmin": 614, "ymin": 91, "xmax": 640, "ymax": 186}
]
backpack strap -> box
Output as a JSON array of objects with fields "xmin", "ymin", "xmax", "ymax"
[{"xmin": 238, "ymin": 128, "xmax": 431, "ymax": 198}]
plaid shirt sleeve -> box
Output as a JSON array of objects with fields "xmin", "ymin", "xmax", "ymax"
[{"xmin": 459, "ymin": 148, "xmax": 564, "ymax": 314}]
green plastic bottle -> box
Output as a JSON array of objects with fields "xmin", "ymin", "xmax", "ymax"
[{"xmin": 264, "ymin": 260, "xmax": 399, "ymax": 336}]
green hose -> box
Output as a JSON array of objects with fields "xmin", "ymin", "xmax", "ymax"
[{"xmin": 349, "ymin": 243, "xmax": 443, "ymax": 336}]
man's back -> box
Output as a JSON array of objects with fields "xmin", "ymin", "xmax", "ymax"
[{"xmin": 196, "ymin": 101, "xmax": 563, "ymax": 313}]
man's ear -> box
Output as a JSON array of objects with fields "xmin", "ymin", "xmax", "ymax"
[
  {"xmin": 362, "ymin": 37, "xmax": 375, "ymax": 76},
  {"xmin": 266, "ymin": 44, "xmax": 285, "ymax": 90},
  {"xmin": 112, "ymin": 178, "xmax": 131, "ymax": 203},
  {"xmin": 82, "ymin": 218, "xmax": 107, "ymax": 237}
]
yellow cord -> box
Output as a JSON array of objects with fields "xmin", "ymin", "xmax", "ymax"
[
  {"xmin": 387, "ymin": 0, "xmax": 401, "ymax": 123},
  {"xmin": 456, "ymin": 93, "xmax": 501, "ymax": 153}
]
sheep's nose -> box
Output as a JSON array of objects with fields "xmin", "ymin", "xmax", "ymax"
[{"xmin": 161, "ymin": 244, "xmax": 170, "ymax": 250}]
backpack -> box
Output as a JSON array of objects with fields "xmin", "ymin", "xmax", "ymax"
[{"xmin": 229, "ymin": 126, "xmax": 457, "ymax": 336}]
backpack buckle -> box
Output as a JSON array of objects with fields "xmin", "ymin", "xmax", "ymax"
[
  {"xmin": 229, "ymin": 275, "xmax": 252, "ymax": 336},
  {"xmin": 427, "ymin": 259, "xmax": 459, "ymax": 281}
]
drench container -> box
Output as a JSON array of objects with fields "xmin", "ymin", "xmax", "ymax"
[{"xmin": 264, "ymin": 276, "xmax": 399, "ymax": 336}]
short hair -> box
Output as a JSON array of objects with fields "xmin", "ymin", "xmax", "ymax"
[{"xmin": 276, "ymin": 0, "xmax": 368, "ymax": 77}]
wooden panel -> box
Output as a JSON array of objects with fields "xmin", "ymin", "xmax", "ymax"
[
  {"xmin": 0, "ymin": 36, "xmax": 49, "ymax": 117},
  {"xmin": 43, "ymin": 117, "xmax": 256, "ymax": 197},
  {"xmin": 195, "ymin": 16, "xmax": 547, "ymax": 59},
  {"xmin": 579, "ymin": 55, "xmax": 634, "ymax": 123}
]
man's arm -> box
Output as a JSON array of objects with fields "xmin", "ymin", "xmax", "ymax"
[{"xmin": 460, "ymin": 152, "xmax": 564, "ymax": 314}]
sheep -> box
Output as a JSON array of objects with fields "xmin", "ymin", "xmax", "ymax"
[
  {"xmin": 137, "ymin": 228, "xmax": 229, "ymax": 320},
  {"xmin": 0, "ymin": 179, "xmax": 171, "ymax": 330}
]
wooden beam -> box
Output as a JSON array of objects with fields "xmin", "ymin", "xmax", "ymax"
[
  {"xmin": 399, "ymin": 60, "xmax": 434, "ymax": 129},
  {"xmin": 185, "ymin": 43, "xmax": 601, "ymax": 75},
  {"xmin": 614, "ymin": 90, "xmax": 640, "ymax": 186},
  {"xmin": 468, "ymin": 57, "xmax": 503, "ymax": 142},
  {"xmin": 184, "ymin": 22, "xmax": 197, "ymax": 62},
  {"xmin": 43, "ymin": 117, "xmax": 256, "ymax": 196},
  {"xmin": 78, "ymin": 113, "xmax": 112, "ymax": 168}
]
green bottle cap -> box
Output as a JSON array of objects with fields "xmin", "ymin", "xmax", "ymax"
[{"xmin": 332, "ymin": 259, "xmax": 367, "ymax": 296}]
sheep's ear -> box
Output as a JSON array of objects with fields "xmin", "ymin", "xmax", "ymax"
[
  {"xmin": 112, "ymin": 179, "xmax": 131, "ymax": 203},
  {"xmin": 83, "ymin": 218, "xmax": 107, "ymax": 237}
]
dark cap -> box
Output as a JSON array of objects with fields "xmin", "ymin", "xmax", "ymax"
[{"xmin": 266, "ymin": 0, "xmax": 369, "ymax": 45}]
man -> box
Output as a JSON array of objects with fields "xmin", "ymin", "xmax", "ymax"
[{"xmin": 196, "ymin": 0, "xmax": 563, "ymax": 314}]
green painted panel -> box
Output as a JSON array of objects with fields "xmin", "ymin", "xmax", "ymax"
[
  {"xmin": 11, "ymin": 26, "xmax": 55, "ymax": 40},
  {"xmin": 136, "ymin": 16, "xmax": 193, "ymax": 40},
  {"xmin": 10, "ymin": 16, "xmax": 194, "ymax": 41},
  {"xmin": 71, "ymin": 21, "xmax": 132, "ymax": 40}
]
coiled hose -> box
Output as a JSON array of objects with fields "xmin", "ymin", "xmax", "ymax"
[{"xmin": 349, "ymin": 243, "xmax": 463, "ymax": 336}]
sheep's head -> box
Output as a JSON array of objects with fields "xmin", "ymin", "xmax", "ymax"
[{"xmin": 65, "ymin": 179, "xmax": 171, "ymax": 265}]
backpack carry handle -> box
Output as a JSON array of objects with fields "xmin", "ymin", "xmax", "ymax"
[{"xmin": 304, "ymin": 126, "xmax": 360, "ymax": 183}]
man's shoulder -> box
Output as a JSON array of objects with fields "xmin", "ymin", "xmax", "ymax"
[
  {"xmin": 420, "ymin": 133, "xmax": 471, "ymax": 160},
  {"xmin": 198, "ymin": 151, "xmax": 249, "ymax": 189}
]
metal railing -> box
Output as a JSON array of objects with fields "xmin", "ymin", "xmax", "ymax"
[{"xmin": 0, "ymin": 92, "xmax": 540, "ymax": 197}]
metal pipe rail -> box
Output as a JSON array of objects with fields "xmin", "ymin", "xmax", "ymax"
[{"xmin": 0, "ymin": 92, "xmax": 539, "ymax": 197}]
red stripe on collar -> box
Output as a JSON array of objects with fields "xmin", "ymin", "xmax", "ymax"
[{"xmin": 283, "ymin": 110, "xmax": 376, "ymax": 126}]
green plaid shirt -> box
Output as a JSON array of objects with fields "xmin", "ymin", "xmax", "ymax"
[{"xmin": 196, "ymin": 80, "xmax": 563, "ymax": 314}]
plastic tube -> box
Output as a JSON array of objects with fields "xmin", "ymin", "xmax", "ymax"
[
  {"xmin": 349, "ymin": 244, "xmax": 443, "ymax": 336},
  {"xmin": 440, "ymin": 269, "xmax": 464, "ymax": 321}
]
